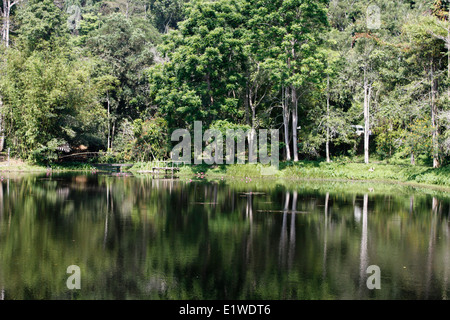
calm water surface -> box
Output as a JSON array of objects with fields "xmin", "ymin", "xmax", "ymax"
[{"xmin": 0, "ymin": 172, "xmax": 449, "ymax": 299}]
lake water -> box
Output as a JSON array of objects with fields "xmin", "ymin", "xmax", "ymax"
[{"xmin": 0, "ymin": 172, "xmax": 449, "ymax": 300}]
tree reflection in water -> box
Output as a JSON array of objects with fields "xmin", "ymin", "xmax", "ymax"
[{"xmin": 0, "ymin": 172, "xmax": 448, "ymax": 299}]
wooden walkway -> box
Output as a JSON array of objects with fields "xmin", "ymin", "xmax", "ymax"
[
  {"xmin": 148, "ymin": 166, "xmax": 180, "ymax": 176},
  {"xmin": 92, "ymin": 163, "xmax": 134, "ymax": 172},
  {"xmin": 136, "ymin": 161, "xmax": 182, "ymax": 177},
  {"xmin": 90, "ymin": 160, "xmax": 183, "ymax": 176}
]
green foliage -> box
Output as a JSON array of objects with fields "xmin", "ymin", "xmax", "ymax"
[
  {"xmin": 15, "ymin": 0, "xmax": 68, "ymax": 52},
  {"xmin": 149, "ymin": 0, "xmax": 190, "ymax": 32},
  {"xmin": 96, "ymin": 150, "xmax": 118, "ymax": 163},
  {"xmin": 1, "ymin": 35, "xmax": 104, "ymax": 162},
  {"xmin": 374, "ymin": 120, "xmax": 402, "ymax": 160},
  {"xmin": 2, "ymin": 0, "xmax": 450, "ymax": 168},
  {"xmin": 402, "ymin": 117, "xmax": 433, "ymax": 158},
  {"xmin": 133, "ymin": 117, "xmax": 170, "ymax": 161},
  {"xmin": 103, "ymin": 116, "xmax": 171, "ymax": 162},
  {"xmin": 149, "ymin": 0, "xmax": 249, "ymax": 128},
  {"xmin": 209, "ymin": 119, "xmax": 251, "ymax": 136},
  {"xmin": 86, "ymin": 13, "xmax": 161, "ymax": 117},
  {"xmin": 248, "ymin": 0, "xmax": 328, "ymax": 88}
]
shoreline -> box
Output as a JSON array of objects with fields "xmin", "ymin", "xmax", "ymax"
[{"xmin": 1, "ymin": 160, "xmax": 450, "ymax": 193}]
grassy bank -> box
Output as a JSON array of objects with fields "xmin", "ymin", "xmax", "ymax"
[
  {"xmin": 130, "ymin": 160, "xmax": 450, "ymax": 189},
  {"xmin": 2, "ymin": 158, "xmax": 450, "ymax": 190},
  {"xmin": 0, "ymin": 159, "xmax": 97, "ymax": 172}
]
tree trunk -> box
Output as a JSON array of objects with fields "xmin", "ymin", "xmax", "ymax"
[
  {"xmin": 249, "ymin": 85, "xmax": 257, "ymax": 130},
  {"xmin": 431, "ymin": 58, "xmax": 439, "ymax": 168},
  {"xmin": 244, "ymin": 81, "xmax": 250, "ymax": 126},
  {"xmin": 248, "ymin": 95, "xmax": 257, "ymax": 163},
  {"xmin": 282, "ymin": 86, "xmax": 291, "ymax": 161},
  {"xmin": 1, "ymin": 3, "xmax": 6, "ymax": 45},
  {"xmin": 292, "ymin": 86, "xmax": 298, "ymax": 162},
  {"xmin": 445, "ymin": 20, "xmax": 450, "ymax": 101},
  {"xmin": 107, "ymin": 93, "xmax": 111, "ymax": 150},
  {"xmin": 0, "ymin": 97, "xmax": 4, "ymax": 152},
  {"xmin": 326, "ymin": 73, "xmax": 331, "ymax": 163},
  {"xmin": 245, "ymin": 75, "xmax": 259, "ymax": 163},
  {"xmin": 5, "ymin": 5, "xmax": 10, "ymax": 46},
  {"xmin": 2, "ymin": 1, "xmax": 20, "ymax": 47},
  {"xmin": 206, "ymin": 72, "xmax": 213, "ymax": 107},
  {"xmin": 111, "ymin": 121, "xmax": 115, "ymax": 151},
  {"xmin": 364, "ymin": 74, "xmax": 372, "ymax": 165},
  {"xmin": 0, "ymin": 2, "xmax": 18, "ymax": 153},
  {"xmin": 411, "ymin": 152, "xmax": 415, "ymax": 166}
]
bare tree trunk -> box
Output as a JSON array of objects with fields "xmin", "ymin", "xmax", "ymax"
[
  {"xmin": 111, "ymin": 121, "xmax": 115, "ymax": 151},
  {"xmin": 283, "ymin": 86, "xmax": 291, "ymax": 161},
  {"xmin": 364, "ymin": 71, "xmax": 372, "ymax": 165},
  {"xmin": 249, "ymin": 81, "xmax": 257, "ymax": 130},
  {"xmin": 289, "ymin": 43, "xmax": 299, "ymax": 162},
  {"xmin": 248, "ymin": 97, "xmax": 257, "ymax": 163},
  {"xmin": 244, "ymin": 81, "xmax": 250, "ymax": 126},
  {"xmin": 448, "ymin": 21, "xmax": 450, "ymax": 100},
  {"xmin": 1, "ymin": 3, "xmax": 7, "ymax": 45},
  {"xmin": 431, "ymin": 58, "xmax": 439, "ymax": 168},
  {"xmin": 107, "ymin": 93, "xmax": 111, "ymax": 150},
  {"xmin": 0, "ymin": 97, "xmax": 4, "ymax": 152},
  {"xmin": 292, "ymin": 86, "xmax": 298, "ymax": 162},
  {"xmin": 326, "ymin": 73, "xmax": 331, "ymax": 163},
  {"xmin": 2, "ymin": 1, "xmax": 20, "ymax": 47},
  {"xmin": 0, "ymin": 7, "xmax": 4, "ymax": 153},
  {"xmin": 5, "ymin": 5, "xmax": 10, "ymax": 46}
]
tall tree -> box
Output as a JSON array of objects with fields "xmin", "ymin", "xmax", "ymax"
[
  {"xmin": 87, "ymin": 13, "xmax": 160, "ymax": 149},
  {"xmin": 248, "ymin": 0, "xmax": 328, "ymax": 161},
  {"xmin": 149, "ymin": 0, "xmax": 248, "ymax": 129},
  {"xmin": 404, "ymin": 15, "xmax": 446, "ymax": 168}
]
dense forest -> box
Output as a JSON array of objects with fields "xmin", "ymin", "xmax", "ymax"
[{"xmin": 1, "ymin": 0, "xmax": 450, "ymax": 167}]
